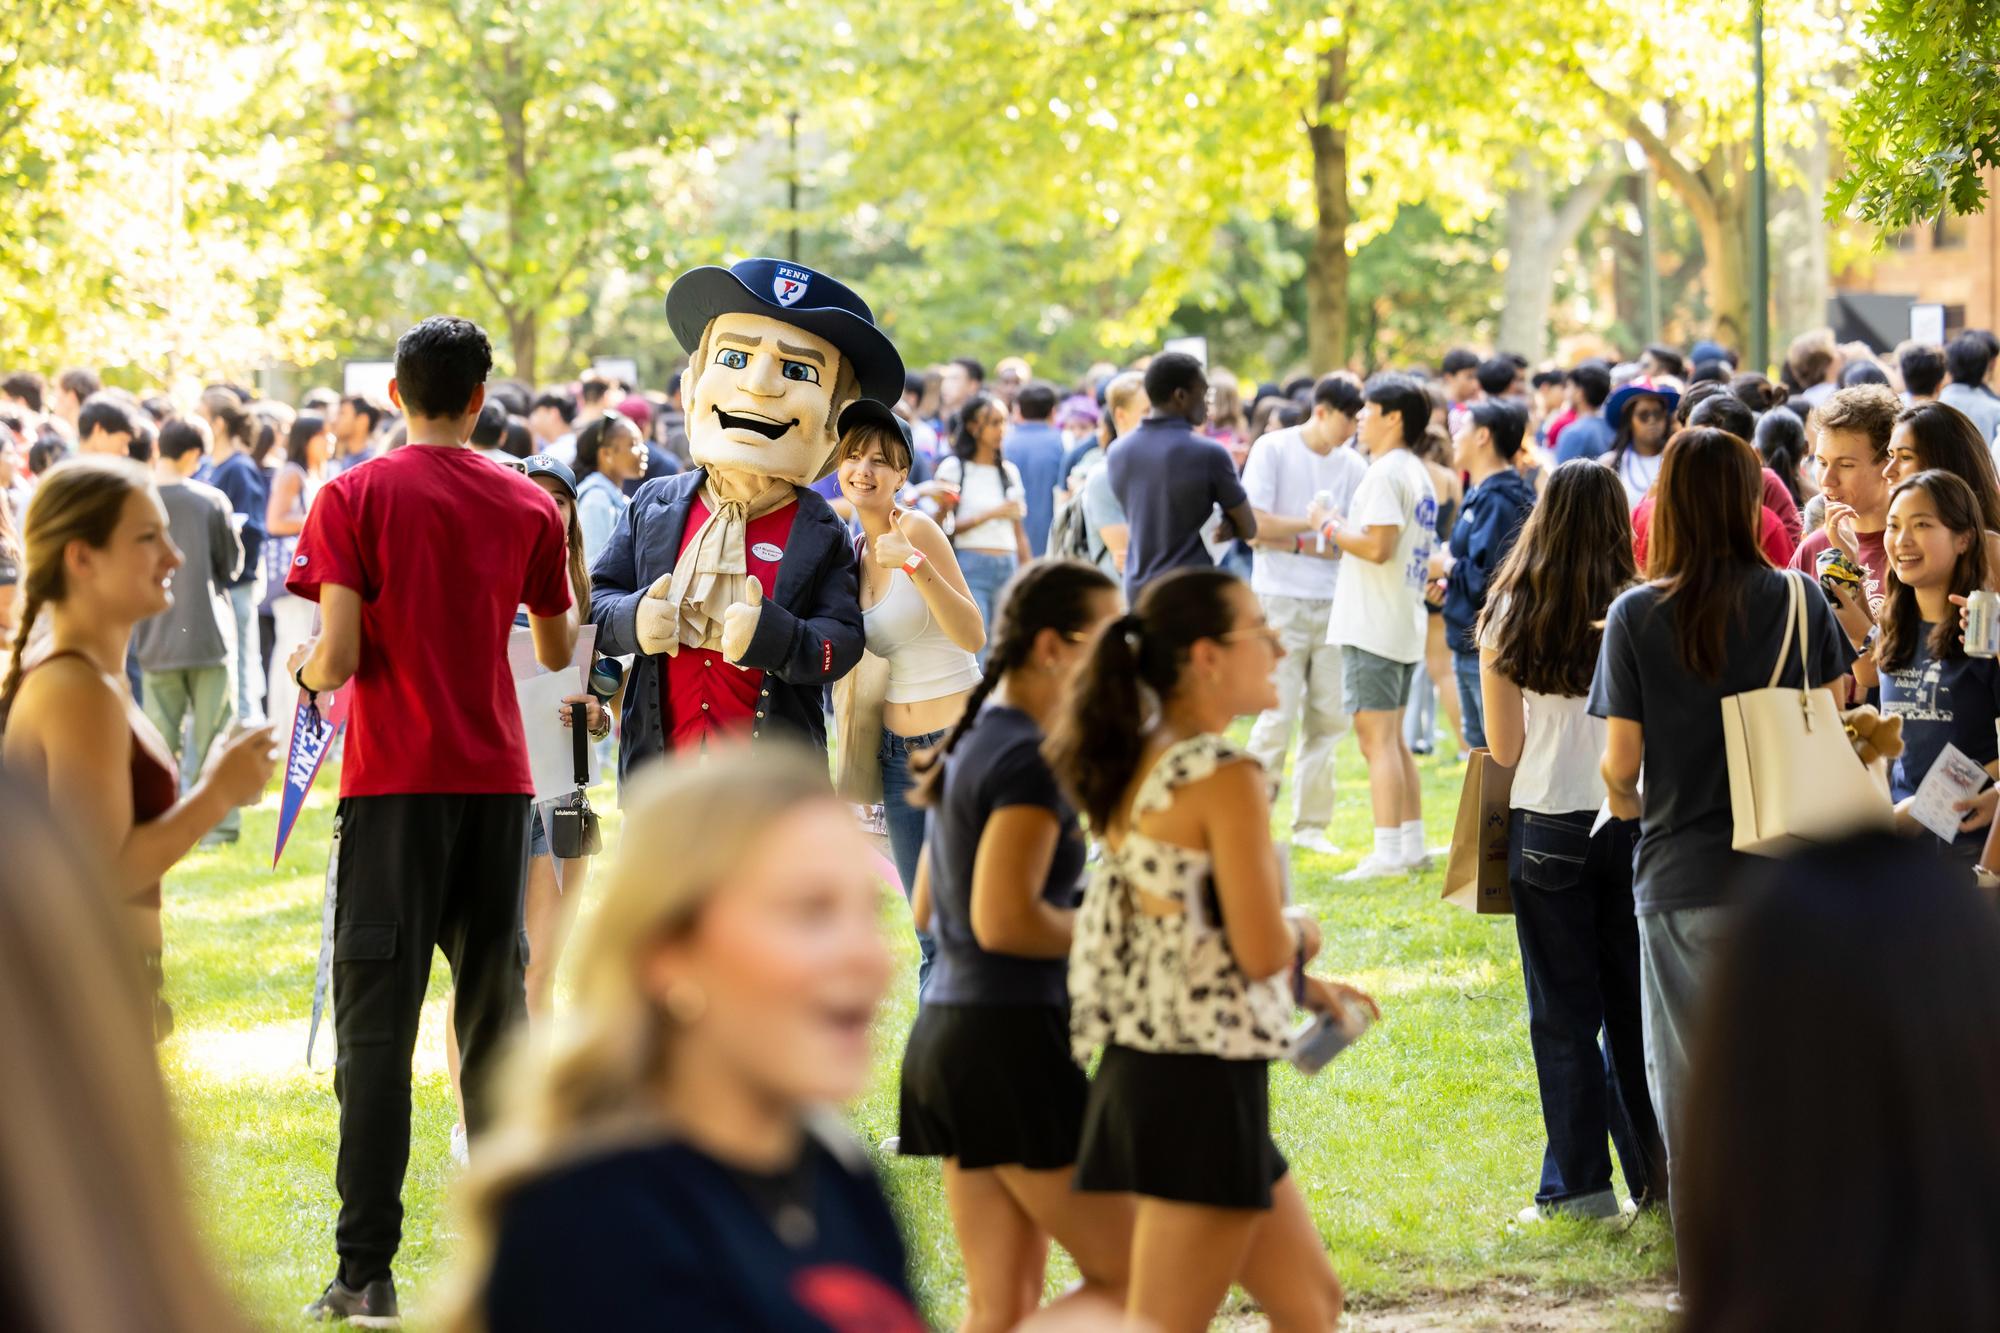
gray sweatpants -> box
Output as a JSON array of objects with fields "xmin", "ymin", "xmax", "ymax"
[{"xmin": 1637, "ymin": 903, "xmax": 1736, "ymax": 1245}]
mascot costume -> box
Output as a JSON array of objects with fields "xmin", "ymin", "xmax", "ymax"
[{"xmin": 590, "ymin": 258, "xmax": 902, "ymax": 776}]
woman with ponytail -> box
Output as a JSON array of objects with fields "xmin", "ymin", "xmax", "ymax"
[
  {"xmin": 894, "ymin": 558, "xmax": 1131, "ymax": 1331},
  {"xmin": 1, "ymin": 458, "xmax": 277, "ymax": 1039},
  {"xmin": 1047, "ymin": 566, "xmax": 1377, "ymax": 1332}
]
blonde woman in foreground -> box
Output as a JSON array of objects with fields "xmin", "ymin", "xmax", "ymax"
[{"xmin": 445, "ymin": 746, "xmax": 926, "ymax": 1332}]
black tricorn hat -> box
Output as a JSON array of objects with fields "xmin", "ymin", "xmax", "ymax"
[{"xmin": 665, "ymin": 258, "xmax": 905, "ymax": 406}]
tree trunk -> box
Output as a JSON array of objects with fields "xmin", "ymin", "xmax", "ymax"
[
  {"xmin": 510, "ymin": 308, "xmax": 538, "ymax": 385},
  {"xmin": 1498, "ymin": 157, "xmax": 1619, "ymax": 360},
  {"xmin": 1305, "ymin": 35, "xmax": 1349, "ymax": 373},
  {"xmin": 1707, "ymin": 188, "xmax": 1750, "ymax": 354}
]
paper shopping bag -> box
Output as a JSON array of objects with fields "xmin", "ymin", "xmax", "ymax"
[{"xmin": 1442, "ymin": 749, "xmax": 1515, "ymax": 915}]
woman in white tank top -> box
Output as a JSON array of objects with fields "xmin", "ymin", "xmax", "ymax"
[{"xmin": 835, "ymin": 401, "xmax": 986, "ymax": 990}]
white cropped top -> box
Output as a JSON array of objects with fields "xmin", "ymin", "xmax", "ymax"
[{"xmin": 862, "ymin": 567, "xmax": 983, "ymax": 704}]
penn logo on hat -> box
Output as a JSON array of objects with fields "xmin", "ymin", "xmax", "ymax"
[{"xmin": 773, "ymin": 265, "xmax": 811, "ymax": 308}]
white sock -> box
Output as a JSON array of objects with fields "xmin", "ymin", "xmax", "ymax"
[
  {"xmin": 1373, "ymin": 828, "xmax": 1401, "ymax": 863},
  {"xmin": 1401, "ymin": 820, "xmax": 1426, "ymax": 862}
]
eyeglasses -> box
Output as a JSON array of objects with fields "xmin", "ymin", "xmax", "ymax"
[{"xmin": 1221, "ymin": 624, "xmax": 1282, "ymax": 647}]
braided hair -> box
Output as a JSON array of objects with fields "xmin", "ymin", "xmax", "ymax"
[
  {"xmin": 906, "ymin": 558, "xmax": 1117, "ymax": 809},
  {"xmin": 1044, "ymin": 567, "xmax": 1242, "ymax": 830},
  {"xmin": 0, "ymin": 458, "xmax": 152, "ymax": 726}
]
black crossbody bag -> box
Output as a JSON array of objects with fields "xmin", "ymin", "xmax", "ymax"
[{"xmin": 546, "ymin": 701, "xmax": 602, "ymax": 859}]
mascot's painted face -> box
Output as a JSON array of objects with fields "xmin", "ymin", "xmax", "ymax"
[{"xmin": 684, "ymin": 312, "xmax": 849, "ymax": 485}]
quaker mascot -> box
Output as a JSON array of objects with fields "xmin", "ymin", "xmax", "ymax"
[{"xmin": 590, "ymin": 259, "xmax": 903, "ymax": 776}]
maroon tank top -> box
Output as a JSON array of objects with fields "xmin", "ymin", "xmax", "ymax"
[{"xmin": 28, "ymin": 651, "xmax": 178, "ymax": 907}]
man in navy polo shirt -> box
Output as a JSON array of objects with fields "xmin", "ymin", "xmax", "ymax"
[
  {"xmin": 1105, "ymin": 351, "xmax": 1257, "ymax": 601},
  {"xmin": 591, "ymin": 258, "xmax": 902, "ymax": 773}
]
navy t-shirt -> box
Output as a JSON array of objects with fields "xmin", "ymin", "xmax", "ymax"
[
  {"xmin": 484, "ymin": 1132, "xmax": 922, "ymax": 1333},
  {"xmin": 1105, "ymin": 415, "xmax": 1247, "ymax": 600},
  {"xmin": 1880, "ymin": 623, "xmax": 2000, "ymax": 856},
  {"xmin": 925, "ymin": 703, "xmax": 1086, "ymax": 1007},
  {"xmin": 1588, "ymin": 569, "xmax": 1856, "ymax": 915}
]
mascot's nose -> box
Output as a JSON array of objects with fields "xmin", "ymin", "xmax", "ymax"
[{"xmin": 741, "ymin": 351, "xmax": 786, "ymax": 398}]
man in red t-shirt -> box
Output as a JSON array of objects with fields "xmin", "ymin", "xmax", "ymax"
[
  {"xmin": 1791, "ymin": 384, "xmax": 1900, "ymax": 649},
  {"xmin": 287, "ymin": 316, "xmax": 575, "ymax": 1326}
]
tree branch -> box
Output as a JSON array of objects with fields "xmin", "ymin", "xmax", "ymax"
[
  {"xmin": 1553, "ymin": 156, "xmax": 1621, "ymax": 241},
  {"xmin": 444, "ymin": 222, "xmax": 515, "ymax": 316}
]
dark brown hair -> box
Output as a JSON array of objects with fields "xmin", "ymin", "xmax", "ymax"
[
  {"xmin": 1647, "ymin": 427, "xmax": 1768, "ymax": 681},
  {"xmin": 907, "ymin": 558, "xmax": 1117, "ymax": 808},
  {"xmin": 1045, "ymin": 567, "xmax": 1243, "ymax": 830},
  {"xmin": 836, "ymin": 419, "xmax": 912, "ymax": 474},
  {"xmin": 1480, "ymin": 461, "xmax": 1635, "ymax": 697},
  {"xmin": 1896, "ymin": 400, "xmax": 2000, "ymax": 532},
  {"xmin": 1875, "ymin": 470, "xmax": 1986, "ymax": 673},
  {"xmin": 1816, "ymin": 383, "xmax": 1900, "ymax": 461}
]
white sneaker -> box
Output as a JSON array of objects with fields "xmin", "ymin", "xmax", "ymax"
[
  {"xmin": 1292, "ymin": 829, "xmax": 1341, "ymax": 857},
  {"xmin": 449, "ymin": 1122, "xmax": 468, "ymax": 1168},
  {"xmin": 1339, "ymin": 852, "xmax": 1413, "ymax": 881},
  {"xmin": 877, "ymin": 1135, "xmax": 901, "ymax": 1155}
]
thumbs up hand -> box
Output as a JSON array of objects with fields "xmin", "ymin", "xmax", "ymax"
[
  {"xmin": 636, "ymin": 571, "xmax": 681, "ymax": 656},
  {"xmin": 873, "ymin": 509, "xmax": 918, "ymax": 571},
  {"xmin": 722, "ymin": 577, "xmax": 764, "ymax": 665}
]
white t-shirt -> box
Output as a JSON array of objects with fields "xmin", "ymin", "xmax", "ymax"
[
  {"xmin": 1326, "ymin": 447, "xmax": 1435, "ymax": 663},
  {"xmin": 1241, "ymin": 426, "xmax": 1368, "ymax": 600},
  {"xmin": 1480, "ymin": 595, "xmax": 1609, "ymax": 816},
  {"xmin": 1616, "ymin": 448, "xmax": 1663, "ymax": 505},
  {"xmin": 940, "ymin": 455, "xmax": 1025, "ymax": 551}
]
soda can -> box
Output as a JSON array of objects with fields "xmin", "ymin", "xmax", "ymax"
[{"xmin": 1967, "ymin": 589, "xmax": 2000, "ymax": 658}]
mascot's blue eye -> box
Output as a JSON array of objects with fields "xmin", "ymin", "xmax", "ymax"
[
  {"xmin": 717, "ymin": 349, "xmax": 749, "ymax": 370},
  {"xmin": 782, "ymin": 361, "xmax": 821, "ymax": 384}
]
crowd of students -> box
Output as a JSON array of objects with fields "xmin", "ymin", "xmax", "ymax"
[{"xmin": 5, "ymin": 316, "xmax": 2000, "ymax": 1333}]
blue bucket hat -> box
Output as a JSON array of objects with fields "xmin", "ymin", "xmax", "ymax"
[
  {"xmin": 665, "ymin": 258, "xmax": 906, "ymax": 407},
  {"xmin": 1604, "ymin": 377, "xmax": 1683, "ymax": 432}
]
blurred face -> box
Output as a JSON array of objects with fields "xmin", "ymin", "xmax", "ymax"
[
  {"xmin": 78, "ymin": 425, "xmax": 132, "ymax": 458},
  {"xmin": 1356, "ymin": 399, "xmax": 1400, "ymax": 454},
  {"xmin": 530, "ymin": 473, "xmax": 576, "ymax": 528},
  {"xmin": 684, "ymin": 313, "xmax": 845, "ymax": 484},
  {"xmin": 1443, "ymin": 367, "xmax": 1479, "ymax": 403},
  {"xmin": 969, "ymin": 399, "xmax": 1007, "ymax": 450},
  {"xmin": 1882, "ymin": 421, "xmax": 1921, "ymax": 487},
  {"xmin": 332, "ymin": 401, "xmax": 358, "ymax": 441},
  {"xmin": 1626, "ymin": 397, "xmax": 1669, "ymax": 450},
  {"xmin": 1450, "ymin": 417, "xmax": 1492, "ymax": 472},
  {"xmin": 1885, "ymin": 486, "xmax": 1969, "ymax": 593},
  {"xmin": 529, "ymin": 404, "xmax": 566, "ymax": 442},
  {"xmin": 600, "ymin": 418, "xmax": 647, "ymax": 481},
  {"xmin": 1202, "ymin": 581, "xmax": 1285, "ymax": 716},
  {"xmin": 647, "ymin": 799, "xmax": 894, "ymax": 1107},
  {"xmin": 70, "ymin": 488, "xmax": 181, "ymax": 622},
  {"xmin": 0, "ymin": 433, "xmax": 19, "ymax": 486},
  {"xmin": 939, "ymin": 363, "xmax": 972, "ymax": 410},
  {"xmin": 835, "ymin": 436, "xmax": 909, "ymax": 514},
  {"xmin": 305, "ymin": 425, "xmax": 334, "ymax": 470},
  {"xmin": 1181, "ymin": 372, "xmax": 1210, "ymax": 428},
  {"xmin": 1818, "ymin": 426, "xmax": 1890, "ymax": 514}
]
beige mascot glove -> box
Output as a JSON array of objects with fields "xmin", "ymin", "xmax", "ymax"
[
  {"xmin": 721, "ymin": 579, "xmax": 763, "ymax": 665},
  {"xmin": 636, "ymin": 572, "xmax": 681, "ymax": 656}
]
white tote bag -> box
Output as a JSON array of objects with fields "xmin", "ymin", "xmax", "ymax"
[{"xmin": 1721, "ymin": 571, "xmax": 1892, "ymax": 855}]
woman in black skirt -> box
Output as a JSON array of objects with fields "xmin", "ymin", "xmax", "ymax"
[
  {"xmin": 1047, "ymin": 567, "xmax": 1378, "ymax": 1333},
  {"xmin": 898, "ymin": 558, "xmax": 1131, "ymax": 1331}
]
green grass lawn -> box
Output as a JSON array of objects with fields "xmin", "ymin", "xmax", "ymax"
[{"xmin": 162, "ymin": 731, "xmax": 1674, "ymax": 1329}]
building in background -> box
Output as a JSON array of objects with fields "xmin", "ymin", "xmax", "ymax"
[{"xmin": 1833, "ymin": 166, "xmax": 2000, "ymax": 347}]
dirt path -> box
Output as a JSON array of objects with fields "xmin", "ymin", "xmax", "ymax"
[{"xmin": 1217, "ymin": 1280, "xmax": 1678, "ymax": 1331}]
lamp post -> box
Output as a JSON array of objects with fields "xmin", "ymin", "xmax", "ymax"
[{"xmin": 1751, "ymin": 0, "xmax": 1771, "ymax": 373}]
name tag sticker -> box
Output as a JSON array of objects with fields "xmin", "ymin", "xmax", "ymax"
[{"xmin": 752, "ymin": 541, "xmax": 784, "ymax": 562}]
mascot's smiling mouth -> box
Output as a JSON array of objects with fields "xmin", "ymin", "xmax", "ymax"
[{"xmin": 714, "ymin": 407, "xmax": 798, "ymax": 439}]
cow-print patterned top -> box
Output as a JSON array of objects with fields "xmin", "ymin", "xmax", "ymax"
[{"xmin": 1068, "ymin": 733, "xmax": 1296, "ymax": 1066}]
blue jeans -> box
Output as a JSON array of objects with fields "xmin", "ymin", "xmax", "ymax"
[
  {"xmin": 880, "ymin": 725, "xmax": 948, "ymax": 996},
  {"xmin": 956, "ymin": 549, "xmax": 1017, "ymax": 666},
  {"xmin": 1453, "ymin": 649, "xmax": 1487, "ymax": 751},
  {"xmin": 226, "ymin": 581, "xmax": 265, "ymax": 725},
  {"xmin": 1508, "ymin": 808, "xmax": 1664, "ymax": 1215}
]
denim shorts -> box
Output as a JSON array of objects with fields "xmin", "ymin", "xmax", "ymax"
[
  {"xmin": 1342, "ymin": 645, "xmax": 1419, "ymax": 714},
  {"xmin": 527, "ymin": 806, "xmax": 548, "ymax": 858}
]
